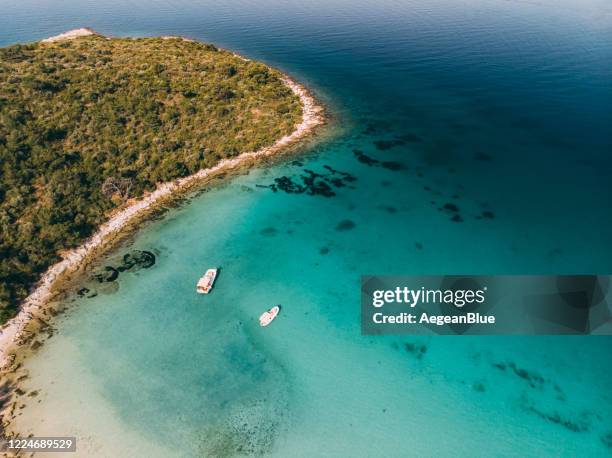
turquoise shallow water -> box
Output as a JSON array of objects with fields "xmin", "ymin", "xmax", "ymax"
[{"xmin": 2, "ymin": 0, "xmax": 612, "ymax": 456}]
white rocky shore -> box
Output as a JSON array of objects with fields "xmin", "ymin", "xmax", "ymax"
[
  {"xmin": 0, "ymin": 30, "xmax": 324, "ymax": 369},
  {"xmin": 41, "ymin": 27, "xmax": 96, "ymax": 42}
]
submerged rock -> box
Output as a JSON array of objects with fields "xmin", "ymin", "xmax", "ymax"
[
  {"xmin": 91, "ymin": 249, "xmax": 156, "ymax": 286},
  {"xmin": 77, "ymin": 287, "xmax": 98, "ymax": 299},
  {"xmin": 373, "ymin": 139, "xmax": 406, "ymax": 150},
  {"xmin": 259, "ymin": 166, "xmax": 356, "ymax": 198},
  {"xmin": 322, "ymin": 165, "xmax": 357, "ymax": 182},
  {"xmin": 301, "ymin": 170, "xmax": 336, "ymax": 197},
  {"xmin": 526, "ymin": 405, "xmax": 590, "ymax": 433},
  {"xmin": 94, "ymin": 266, "xmax": 119, "ymax": 283},
  {"xmin": 443, "ymin": 203, "xmax": 459, "ymax": 212},
  {"xmin": 352, "ymin": 149, "xmax": 403, "ymax": 172},
  {"xmin": 493, "ymin": 361, "xmax": 546, "ymax": 389},
  {"xmin": 353, "ymin": 149, "xmax": 379, "ymax": 166},
  {"xmin": 404, "ymin": 342, "xmax": 427, "ymax": 359},
  {"xmin": 260, "ymin": 227, "xmax": 277, "ymax": 236},
  {"xmin": 121, "ymin": 250, "xmax": 156, "ymax": 270},
  {"xmin": 335, "ymin": 219, "xmax": 356, "ymax": 231},
  {"xmin": 273, "ymin": 176, "xmax": 304, "ymax": 194},
  {"xmin": 380, "ymin": 161, "xmax": 403, "ymax": 171}
]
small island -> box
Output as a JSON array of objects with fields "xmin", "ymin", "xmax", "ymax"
[{"xmin": 0, "ymin": 30, "xmax": 322, "ymax": 359}]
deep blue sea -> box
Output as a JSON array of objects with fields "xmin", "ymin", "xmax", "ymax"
[{"xmin": 2, "ymin": 0, "xmax": 612, "ymax": 456}]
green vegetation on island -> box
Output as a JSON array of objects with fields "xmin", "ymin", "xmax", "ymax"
[{"xmin": 0, "ymin": 35, "xmax": 302, "ymax": 322}]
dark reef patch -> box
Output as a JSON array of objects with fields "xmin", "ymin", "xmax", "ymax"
[
  {"xmin": 353, "ymin": 149, "xmax": 379, "ymax": 166},
  {"xmin": 443, "ymin": 203, "xmax": 459, "ymax": 213},
  {"xmin": 493, "ymin": 361, "xmax": 546, "ymax": 389},
  {"xmin": 404, "ymin": 342, "xmax": 427, "ymax": 360},
  {"xmin": 381, "ymin": 161, "xmax": 403, "ymax": 171},
  {"xmin": 258, "ymin": 166, "xmax": 356, "ymax": 198},
  {"xmin": 94, "ymin": 266, "xmax": 119, "ymax": 283},
  {"xmin": 260, "ymin": 227, "xmax": 277, "ymax": 236},
  {"xmin": 335, "ymin": 220, "xmax": 356, "ymax": 231},
  {"xmin": 373, "ymin": 139, "xmax": 406, "ymax": 151},
  {"xmin": 450, "ymin": 214, "xmax": 463, "ymax": 223},
  {"xmin": 88, "ymin": 249, "xmax": 156, "ymax": 293},
  {"xmin": 322, "ymin": 165, "xmax": 357, "ymax": 182},
  {"xmin": 352, "ymin": 149, "xmax": 404, "ymax": 172},
  {"xmin": 301, "ymin": 169, "xmax": 332, "ymax": 195},
  {"xmin": 414, "ymin": 242, "xmax": 423, "ymax": 250},
  {"xmin": 482, "ymin": 211, "xmax": 495, "ymax": 219},
  {"xmin": 472, "ymin": 381, "xmax": 486, "ymax": 393},
  {"xmin": 526, "ymin": 405, "xmax": 590, "ymax": 433},
  {"xmin": 319, "ymin": 247, "xmax": 330, "ymax": 255},
  {"xmin": 77, "ymin": 287, "xmax": 97, "ymax": 298},
  {"xmin": 119, "ymin": 250, "xmax": 156, "ymax": 271},
  {"xmin": 553, "ymin": 383, "xmax": 567, "ymax": 402}
]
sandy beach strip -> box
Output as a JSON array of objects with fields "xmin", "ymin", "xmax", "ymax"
[{"xmin": 0, "ymin": 31, "xmax": 325, "ymax": 370}]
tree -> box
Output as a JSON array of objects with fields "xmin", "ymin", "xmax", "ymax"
[{"xmin": 101, "ymin": 176, "xmax": 133, "ymax": 203}]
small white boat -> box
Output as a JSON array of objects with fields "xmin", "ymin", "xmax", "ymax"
[
  {"xmin": 196, "ymin": 268, "xmax": 218, "ymax": 294},
  {"xmin": 259, "ymin": 305, "xmax": 280, "ymax": 327}
]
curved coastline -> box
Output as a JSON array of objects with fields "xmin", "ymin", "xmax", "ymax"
[{"xmin": 0, "ymin": 30, "xmax": 326, "ymax": 372}]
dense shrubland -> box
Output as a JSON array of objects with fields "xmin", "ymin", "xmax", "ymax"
[{"xmin": 0, "ymin": 35, "xmax": 302, "ymax": 322}]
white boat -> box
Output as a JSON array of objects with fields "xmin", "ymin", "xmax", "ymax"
[
  {"xmin": 196, "ymin": 268, "xmax": 218, "ymax": 294},
  {"xmin": 259, "ymin": 305, "xmax": 280, "ymax": 327}
]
